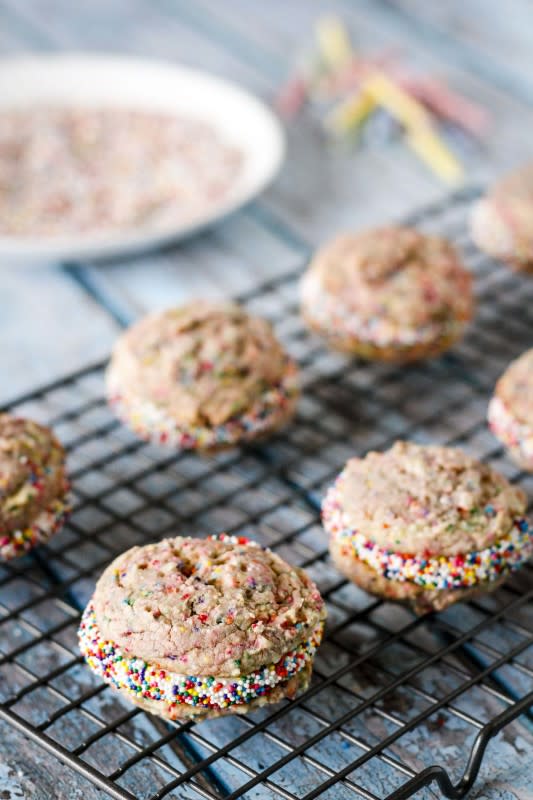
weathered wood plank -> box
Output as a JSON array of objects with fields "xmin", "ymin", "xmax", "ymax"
[
  {"xmin": 0, "ymin": 267, "xmax": 117, "ymax": 405},
  {"xmin": 77, "ymin": 207, "xmax": 307, "ymax": 322},
  {"xmin": 1, "ymin": 0, "xmax": 273, "ymax": 94},
  {"xmin": 0, "ymin": 720, "xmax": 107, "ymax": 800},
  {"xmin": 384, "ymin": 0, "xmax": 533, "ymax": 105}
]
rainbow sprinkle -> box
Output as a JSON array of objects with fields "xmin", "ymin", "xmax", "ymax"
[
  {"xmin": 323, "ymin": 479, "xmax": 532, "ymax": 590},
  {"xmin": 301, "ymin": 269, "xmax": 465, "ymax": 350},
  {"xmin": 108, "ymin": 362, "xmax": 298, "ymax": 451},
  {"xmin": 79, "ymin": 602, "xmax": 324, "ymax": 713},
  {"xmin": 0, "ymin": 488, "xmax": 71, "ymax": 561}
]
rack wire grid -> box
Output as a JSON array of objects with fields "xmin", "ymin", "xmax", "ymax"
[{"xmin": 1, "ymin": 186, "xmax": 532, "ymax": 800}]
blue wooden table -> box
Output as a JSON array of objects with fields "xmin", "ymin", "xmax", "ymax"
[{"xmin": 0, "ymin": 2, "xmax": 532, "ymax": 798}]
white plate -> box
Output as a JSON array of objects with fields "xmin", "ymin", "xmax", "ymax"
[{"xmin": 0, "ymin": 54, "xmax": 286, "ymax": 263}]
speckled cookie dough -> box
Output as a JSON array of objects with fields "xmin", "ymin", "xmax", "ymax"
[
  {"xmin": 106, "ymin": 302, "xmax": 299, "ymax": 452},
  {"xmin": 471, "ymin": 163, "xmax": 533, "ymax": 273},
  {"xmin": 79, "ymin": 534, "xmax": 326, "ymax": 720},
  {"xmin": 300, "ymin": 227, "xmax": 473, "ymax": 362},
  {"xmin": 322, "ymin": 441, "xmax": 531, "ymax": 614},
  {"xmin": 0, "ymin": 414, "xmax": 70, "ymax": 560},
  {"xmin": 488, "ymin": 348, "xmax": 533, "ymax": 471}
]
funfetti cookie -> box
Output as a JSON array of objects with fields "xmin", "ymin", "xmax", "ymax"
[
  {"xmin": 0, "ymin": 414, "xmax": 70, "ymax": 560},
  {"xmin": 322, "ymin": 441, "xmax": 531, "ymax": 614},
  {"xmin": 488, "ymin": 348, "xmax": 533, "ymax": 471},
  {"xmin": 79, "ymin": 534, "xmax": 326, "ymax": 720},
  {"xmin": 471, "ymin": 163, "xmax": 533, "ymax": 273},
  {"xmin": 106, "ymin": 302, "xmax": 299, "ymax": 452},
  {"xmin": 300, "ymin": 226, "xmax": 473, "ymax": 362}
]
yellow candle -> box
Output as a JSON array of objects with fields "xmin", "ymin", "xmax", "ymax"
[
  {"xmin": 363, "ymin": 72, "xmax": 464, "ymax": 183},
  {"xmin": 316, "ymin": 16, "xmax": 353, "ymax": 69},
  {"xmin": 326, "ymin": 91, "xmax": 377, "ymax": 135}
]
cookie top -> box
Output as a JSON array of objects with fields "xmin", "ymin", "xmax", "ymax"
[
  {"xmin": 93, "ymin": 535, "xmax": 326, "ymax": 676},
  {"xmin": 494, "ymin": 348, "xmax": 533, "ymax": 426},
  {"xmin": 107, "ymin": 302, "xmax": 295, "ymax": 427},
  {"xmin": 477, "ymin": 163, "xmax": 533, "ymax": 258},
  {"xmin": 0, "ymin": 414, "xmax": 68, "ymax": 535},
  {"xmin": 303, "ymin": 227, "xmax": 472, "ymax": 331},
  {"xmin": 332, "ymin": 441, "xmax": 526, "ymax": 556}
]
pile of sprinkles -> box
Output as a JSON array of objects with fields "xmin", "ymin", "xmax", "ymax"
[
  {"xmin": 488, "ymin": 396, "xmax": 533, "ymax": 465},
  {"xmin": 0, "ymin": 491, "xmax": 71, "ymax": 561},
  {"xmin": 108, "ymin": 367, "xmax": 298, "ymax": 450},
  {"xmin": 79, "ymin": 602, "xmax": 324, "ymax": 713},
  {"xmin": 323, "ymin": 479, "xmax": 532, "ymax": 590},
  {"xmin": 0, "ymin": 108, "xmax": 243, "ymax": 238},
  {"xmin": 301, "ymin": 269, "xmax": 464, "ymax": 350}
]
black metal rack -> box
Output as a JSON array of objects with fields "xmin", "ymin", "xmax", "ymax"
[{"xmin": 0, "ymin": 187, "xmax": 532, "ymax": 800}]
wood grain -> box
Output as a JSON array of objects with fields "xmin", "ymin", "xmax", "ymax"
[
  {"xmin": 0, "ymin": 267, "xmax": 117, "ymax": 405},
  {"xmin": 385, "ymin": 0, "xmax": 533, "ymax": 104}
]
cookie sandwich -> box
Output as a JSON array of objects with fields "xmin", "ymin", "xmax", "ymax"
[
  {"xmin": 79, "ymin": 534, "xmax": 326, "ymax": 720},
  {"xmin": 107, "ymin": 302, "xmax": 299, "ymax": 451},
  {"xmin": 323, "ymin": 441, "xmax": 531, "ymax": 614},
  {"xmin": 301, "ymin": 226, "xmax": 473, "ymax": 362}
]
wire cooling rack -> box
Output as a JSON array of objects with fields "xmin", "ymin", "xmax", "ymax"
[{"xmin": 1, "ymin": 187, "xmax": 532, "ymax": 800}]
